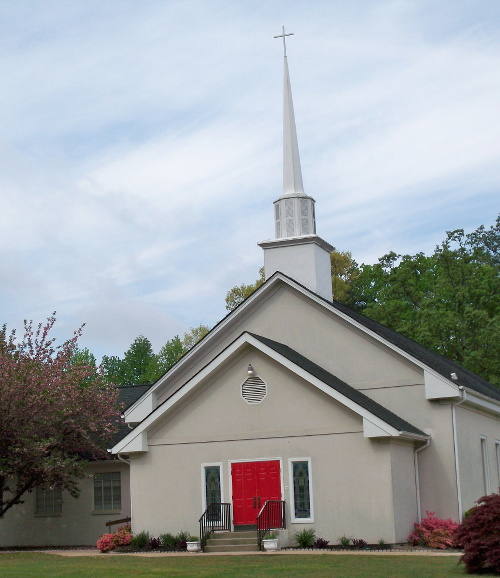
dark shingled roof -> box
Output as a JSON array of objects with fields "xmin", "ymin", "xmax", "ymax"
[
  {"xmin": 276, "ymin": 273, "xmax": 500, "ymax": 403},
  {"xmin": 118, "ymin": 384, "xmax": 153, "ymax": 410},
  {"xmin": 329, "ymin": 300, "xmax": 500, "ymax": 403},
  {"xmin": 249, "ymin": 333, "xmax": 427, "ymax": 438},
  {"xmin": 113, "ymin": 384, "xmax": 153, "ymax": 445}
]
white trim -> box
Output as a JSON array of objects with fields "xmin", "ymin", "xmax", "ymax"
[
  {"xmin": 112, "ymin": 332, "xmax": 425, "ymax": 454},
  {"xmin": 200, "ymin": 462, "xmax": 224, "ymax": 513},
  {"xmin": 495, "ymin": 441, "xmax": 500, "ymax": 487},
  {"xmin": 480, "ymin": 435, "xmax": 491, "ymax": 496},
  {"xmin": 123, "ymin": 274, "xmax": 500, "ymax": 424},
  {"xmin": 288, "ymin": 457, "xmax": 314, "ymax": 524}
]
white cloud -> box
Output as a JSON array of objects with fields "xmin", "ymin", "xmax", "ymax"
[{"xmin": 0, "ymin": 0, "xmax": 498, "ymax": 358}]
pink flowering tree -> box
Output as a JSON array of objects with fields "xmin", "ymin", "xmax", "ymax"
[{"xmin": 0, "ymin": 314, "xmax": 120, "ymax": 518}]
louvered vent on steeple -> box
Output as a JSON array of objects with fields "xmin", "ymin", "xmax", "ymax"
[{"xmin": 241, "ymin": 376, "xmax": 267, "ymax": 404}]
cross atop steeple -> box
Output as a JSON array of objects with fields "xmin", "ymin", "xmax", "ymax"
[
  {"xmin": 274, "ymin": 26, "xmax": 294, "ymax": 57},
  {"xmin": 258, "ymin": 29, "xmax": 334, "ymax": 302}
]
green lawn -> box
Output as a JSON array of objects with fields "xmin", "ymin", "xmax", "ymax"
[{"xmin": 0, "ymin": 552, "xmax": 482, "ymax": 578}]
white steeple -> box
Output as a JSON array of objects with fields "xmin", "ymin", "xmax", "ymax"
[
  {"xmin": 258, "ymin": 28, "xmax": 333, "ymax": 301},
  {"xmin": 282, "ymin": 54, "xmax": 305, "ymax": 196}
]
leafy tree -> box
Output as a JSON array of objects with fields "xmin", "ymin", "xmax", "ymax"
[
  {"xmin": 330, "ymin": 249, "xmax": 359, "ymax": 305},
  {"xmin": 120, "ymin": 335, "xmax": 155, "ymax": 385},
  {"xmin": 101, "ymin": 354, "xmax": 123, "ymax": 385},
  {"xmin": 144, "ymin": 335, "xmax": 184, "ymax": 382},
  {"xmin": 225, "ymin": 267, "xmax": 265, "ymax": 311},
  {"xmin": 0, "ymin": 315, "xmax": 120, "ymax": 518},
  {"xmin": 351, "ymin": 219, "xmax": 500, "ymax": 384},
  {"xmin": 182, "ymin": 324, "xmax": 211, "ymax": 351}
]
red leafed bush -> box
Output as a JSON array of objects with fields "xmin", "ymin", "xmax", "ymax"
[
  {"xmin": 455, "ymin": 492, "xmax": 500, "ymax": 574},
  {"xmin": 97, "ymin": 524, "xmax": 132, "ymax": 552},
  {"xmin": 408, "ymin": 511, "xmax": 459, "ymax": 549}
]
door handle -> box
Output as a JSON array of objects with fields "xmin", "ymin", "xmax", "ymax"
[
  {"xmin": 258, "ymin": 496, "xmax": 261, "ymax": 508},
  {"xmin": 253, "ymin": 497, "xmax": 256, "ymax": 508}
]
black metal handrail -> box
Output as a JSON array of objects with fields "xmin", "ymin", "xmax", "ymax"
[
  {"xmin": 257, "ymin": 500, "xmax": 286, "ymax": 549},
  {"xmin": 199, "ymin": 503, "xmax": 231, "ymax": 551}
]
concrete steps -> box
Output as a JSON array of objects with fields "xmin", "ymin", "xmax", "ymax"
[{"xmin": 204, "ymin": 530, "xmax": 259, "ymax": 553}]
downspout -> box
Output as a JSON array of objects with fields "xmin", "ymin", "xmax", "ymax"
[
  {"xmin": 452, "ymin": 387, "xmax": 466, "ymax": 521},
  {"xmin": 414, "ymin": 439, "xmax": 431, "ymax": 523},
  {"xmin": 117, "ymin": 453, "xmax": 130, "ymax": 465},
  {"xmin": 117, "ymin": 453, "xmax": 132, "ymax": 530}
]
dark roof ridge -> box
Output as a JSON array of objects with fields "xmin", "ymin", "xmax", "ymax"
[
  {"xmin": 248, "ymin": 332, "xmax": 427, "ymax": 438},
  {"xmin": 273, "ymin": 272, "xmax": 500, "ymax": 402}
]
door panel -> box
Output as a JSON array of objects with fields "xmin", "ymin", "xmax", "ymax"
[{"xmin": 232, "ymin": 460, "xmax": 281, "ymax": 525}]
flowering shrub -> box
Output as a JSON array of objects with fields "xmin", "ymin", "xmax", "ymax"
[
  {"xmin": 96, "ymin": 524, "xmax": 132, "ymax": 552},
  {"xmin": 112, "ymin": 524, "xmax": 132, "ymax": 547},
  {"xmin": 455, "ymin": 492, "xmax": 500, "ymax": 574},
  {"xmin": 407, "ymin": 511, "xmax": 459, "ymax": 549},
  {"xmin": 96, "ymin": 533, "xmax": 114, "ymax": 552}
]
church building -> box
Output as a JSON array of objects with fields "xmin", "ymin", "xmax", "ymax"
[
  {"xmin": 1, "ymin": 34, "xmax": 499, "ymax": 550},
  {"xmin": 111, "ymin": 39, "xmax": 500, "ymax": 549}
]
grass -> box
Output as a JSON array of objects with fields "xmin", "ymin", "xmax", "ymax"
[{"xmin": 0, "ymin": 552, "xmax": 486, "ymax": 577}]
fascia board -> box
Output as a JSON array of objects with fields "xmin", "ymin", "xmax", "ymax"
[
  {"xmin": 114, "ymin": 330, "xmax": 414, "ymax": 453},
  {"xmin": 278, "ymin": 276, "xmax": 464, "ymax": 392},
  {"xmin": 243, "ymin": 334, "xmax": 402, "ymax": 439},
  {"xmin": 123, "ymin": 279, "xmax": 283, "ymax": 420},
  {"xmin": 463, "ymin": 390, "xmax": 500, "ymax": 415},
  {"xmin": 113, "ymin": 334, "xmax": 253, "ymax": 453}
]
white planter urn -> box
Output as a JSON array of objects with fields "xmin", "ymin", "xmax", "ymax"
[
  {"xmin": 262, "ymin": 538, "xmax": 279, "ymax": 551},
  {"xmin": 186, "ymin": 541, "xmax": 202, "ymax": 553}
]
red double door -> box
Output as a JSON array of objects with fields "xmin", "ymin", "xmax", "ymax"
[{"xmin": 231, "ymin": 460, "xmax": 281, "ymax": 525}]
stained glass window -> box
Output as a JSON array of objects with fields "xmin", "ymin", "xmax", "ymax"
[
  {"xmin": 204, "ymin": 466, "xmax": 221, "ymax": 522},
  {"xmin": 292, "ymin": 461, "xmax": 311, "ymax": 519}
]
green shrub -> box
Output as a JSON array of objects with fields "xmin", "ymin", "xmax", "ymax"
[
  {"xmin": 294, "ymin": 528, "xmax": 315, "ymax": 547},
  {"xmin": 175, "ymin": 530, "xmax": 190, "ymax": 549},
  {"xmin": 338, "ymin": 535, "xmax": 351, "ymax": 547},
  {"xmin": 130, "ymin": 531, "xmax": 150, "ymax": 549},
  {"xmin": 160, "ymin": 533, "xmax": 176, "ymax": 547}
]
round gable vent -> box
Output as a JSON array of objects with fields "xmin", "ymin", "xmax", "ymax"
[{"xmin": 241, "ymin": 376, "xmax": 267, "ymax": 404}]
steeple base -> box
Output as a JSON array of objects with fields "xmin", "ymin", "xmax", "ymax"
[{"xmin": 258, "ymin": 235, "xmax": 333, "ymax": 301}]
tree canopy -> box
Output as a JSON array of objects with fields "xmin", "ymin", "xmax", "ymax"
[
  {"xmin": 0, "ymin": 315, "xmax": 120, "ymax": 518},
  {"xmin": 352, "ymin": 219, "xmax": 500, "ymax": 384},
  {"xmin": 102, "ymin": 324, "xmax": 212, "ymax": 386}
]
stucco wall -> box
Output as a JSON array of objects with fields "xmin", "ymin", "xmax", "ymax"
[
  {"xmin": 457, "ymin": 405, "xmax": 500, "ymax": 514},
  {"xmin": 0, "ymin": 461, "xmax": 130, "ymax": 547},
  {"xmin": 153, "ymin": 284, "xmax": 425, "ymax": 411},
  {"xmin": 130, "ymin": 350, "xmax": 417, "ymax": 545},
  {"xmin": 367, "ymin": 386, "xmax": 458, "ymax": 520}
]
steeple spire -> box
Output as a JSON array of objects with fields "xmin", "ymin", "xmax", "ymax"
[
  {"xmin": 282, "ymin": 55, "xmax": 305, "ymax": 195},
  {"xmin": 258, "ymin": 29, "xmax": 333, "ymax": 301},
  {"xmin": 275, "ymin": 26, "xmax": 304, "ymax": 196}
]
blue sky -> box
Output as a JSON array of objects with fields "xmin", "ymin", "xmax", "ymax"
[{"xmin": 1, "ymin": 1, "xmax": 499, "ymax": 360}]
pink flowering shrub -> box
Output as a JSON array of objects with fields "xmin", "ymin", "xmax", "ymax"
[
  {"xmin": 407, "ymin": 511, "xmax": 459, "ymax": 549},
  {"xmin": 112, "ymin": 524, "xmax": 132, "ymax": 547},
  {"xmin": 96, "ymin": 533, "xmax": 114, "ymax": 552},
  {"xmin": 97, "ymin": 524, "xmax": 132, "ymax": 552}
]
